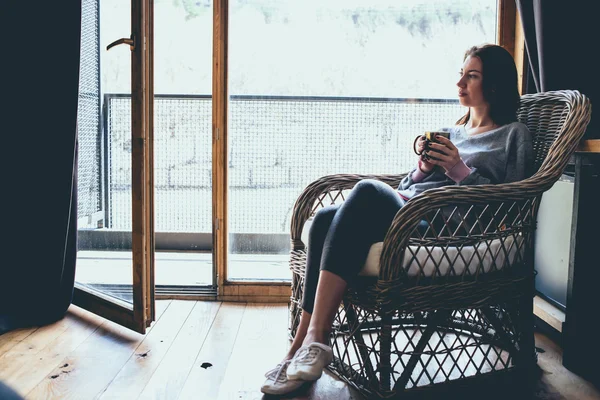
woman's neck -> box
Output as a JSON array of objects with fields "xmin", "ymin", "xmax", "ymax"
[{"xmin": 465, "ymin": 108, "xmax": 498, "ymax": 134}]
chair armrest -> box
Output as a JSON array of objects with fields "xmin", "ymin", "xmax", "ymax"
[
  {"xmin": 378, "ymin": 176, "xmax": 549, "ymax": 282},
  {"xmin": 290, "ymin": 173, "xmax": 408, "ymax": 249}
]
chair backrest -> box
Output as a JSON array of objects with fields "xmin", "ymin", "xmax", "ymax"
[{"xmin": 517, "ymin": 90, "xmax": 592, "ymax": 181}]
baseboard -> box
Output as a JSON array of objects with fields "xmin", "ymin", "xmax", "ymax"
[
  {"xmin": 533, "ymin": 295, "xmax": 564, "ymax": 345},
  {"xmin": 533, "ymin": 296, "xmax": 564, "ymax": 332}
]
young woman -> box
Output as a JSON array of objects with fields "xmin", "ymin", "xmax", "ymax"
[{"xmin": 261, "ymin": 44, "xmax": 533, "ymax": 395}]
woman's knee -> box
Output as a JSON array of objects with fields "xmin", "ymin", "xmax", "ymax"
[
  {"xmin": 309, "ymin": 205, "xmax": 338, "ymax": 238},
  {"xmin": 348, "ymin": 179, "xmax": 403, "ymax": 223},
  {"xmin": 354, "ymin": 179, "xmax": 389, "ymax": 197},
  {"xmin": 349, "ymin": 179, "xmax": 390, "ymax": 204},
  {"xmin": 354, "ymin": 179, "xmax": 380, "ymax": 193}
]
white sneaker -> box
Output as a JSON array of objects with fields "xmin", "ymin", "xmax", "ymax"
[
  {"xmin": 286, "ymin": 342, "xmax": 333, "ymax": 381},
  {"xmin": 260, "ymin": 360, "xmax": 305, "ymax": 395}
]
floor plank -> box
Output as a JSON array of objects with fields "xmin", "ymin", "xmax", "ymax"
[
  {"xmin": 216, "ymin": 304, "xmax": 290, "ymax": 400},
  {"xmin": 97, "ymin": 300, "xmax": 197, "ymax": 399},
  {"xmin": 0, "ymin": 328, "xmax": 39, "ymax": 358},
  {"xmin": 0, "ymin": 306, "xmax": 105, "ymax": 396},
  {"xmin": 536, "ymin": 333, "xmax": 600, "ymax": 400},
  {"xmin": 23, "ymin": 300, "xmax": 171, "ymax": 400},
  {"xmin": 135, "ymin": 301, "xmax": 221, "ymax": 399},
  {"xmin": 214, "ymin": 303, "xmax": 362, "ymax": 400},
  {"xmin": 1, "ymin": 311, "xmax": 81, "ymax": 362},
  {"xmin": 177, "ymin": 302, "xmax": 246, "ymax": 400}
]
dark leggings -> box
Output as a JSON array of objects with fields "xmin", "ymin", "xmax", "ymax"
[{"xmin": 301, "ymin": 179, "xmax": 405, "ymax": 314}]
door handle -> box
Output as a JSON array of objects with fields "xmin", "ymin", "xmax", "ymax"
[{"xmin": 107, "ymin": 35, "xmax": 136, "ymax": 51}]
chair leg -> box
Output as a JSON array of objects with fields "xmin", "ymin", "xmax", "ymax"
[
  {"xmin": 342, "ymin": 300, "xmax": 378, "ymax": 385},
  {"xmin": 517, "ymin": 295, "xmax": 537, "ymax": 368},
  {"xmin": 379, "ymin": 311, "xmax": 393, "ymax": 392},
  {"xmin": 289, "ymin": 271, "xmax": 303, "ymax": 339},
  {"xmin": 288, "ymin": 300, "xmax": 299, "ymax": 340},
  {"xmin": 480, "ymin": 306, "xmax": 520, "ymax": 361},
  {"xmin": 393, "ymin": 310, "xmax": 450, "ymax": 392}
]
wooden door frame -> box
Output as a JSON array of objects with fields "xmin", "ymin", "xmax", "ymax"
[
  {"xmin": 498, "ymin": 0, "xmax": 526, "ymax": 94},
  {"xmin": 131, "ymin": 0, "xmax": 155, "ymax": 331}
]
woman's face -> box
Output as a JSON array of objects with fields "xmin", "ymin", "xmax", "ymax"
[{"xmin": 456, "ymin": 55, "xmax": 487, "ymax": 108}]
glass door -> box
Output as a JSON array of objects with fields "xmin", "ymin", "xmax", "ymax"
[
  {"xmin": 74, "ymin": 0, "xmax": 155, "ymax": 334},
  {"xmin": 226, "ymin": 0, "xmax": 497, "ymax": 281}
]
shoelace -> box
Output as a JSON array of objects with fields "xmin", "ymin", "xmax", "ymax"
[
  {"xmin": 265, "ymin": 360, "xmax": 291, "ymax": 383},
  {"xmin": 293, "ymin": 346, "xmax": 321, "ymax": 365}
]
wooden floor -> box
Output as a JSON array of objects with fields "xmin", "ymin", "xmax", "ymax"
[{"xmin": 0, "ymin": 300, "xmax": 599, "ymax": 400}]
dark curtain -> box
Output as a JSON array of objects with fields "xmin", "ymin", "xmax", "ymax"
[
  {"xmin": 0, "ymin": 2, "xmax": 81, "ymax": 334},
  {"xmin": 516, "ymin": 1, "xmax": 599, "ymax": 386},
  {"xmin": 516, "ymin": 0, "xmax": 597, "ymax": 138}
]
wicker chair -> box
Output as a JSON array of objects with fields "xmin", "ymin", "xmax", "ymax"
[{"xmin": 288, "ymin": 90, "xmax": 592, "ymax": 398}]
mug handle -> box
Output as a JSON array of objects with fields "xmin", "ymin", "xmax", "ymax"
[{"xmin": 413, "ymin": 134, "xmax": 424, "ymax": 155}]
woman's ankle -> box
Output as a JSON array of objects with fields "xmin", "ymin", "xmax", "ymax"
[
  {"xmin": 303, "ymin": 328, "xmax": 330, "ymax": 346},
  {"xmin": 283, "ymin": 349, "xmax": 297, "ymax": 361},
  {"xmin": 282, "ymin": 327, "xmax": 330, "ymax": 364}
]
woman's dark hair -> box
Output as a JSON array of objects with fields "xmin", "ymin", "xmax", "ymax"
[{"xmin": 456, "ymin": 44, "xmax": 520, "ymax": 126}]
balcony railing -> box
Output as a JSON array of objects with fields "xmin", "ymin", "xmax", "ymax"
[{"xmin": 78, "ymin": 94, "xmax": 464, "ymax": 252}]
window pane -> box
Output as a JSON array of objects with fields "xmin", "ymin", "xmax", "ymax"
[
  {"xmin": 228, "ymin": 0, "xmax": 497, "ymax": 281},
  {"xmin": 153, "ymin": 0, "xmax": 214, "ymax": 287},
  {"xmin": 76, "ymin": 0, "xmax": 134, "ymax": 303}
]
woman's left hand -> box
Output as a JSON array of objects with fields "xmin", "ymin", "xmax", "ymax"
[{"xmin": 424, "ymin": 136, "xmax": 462, "ymax": 172}]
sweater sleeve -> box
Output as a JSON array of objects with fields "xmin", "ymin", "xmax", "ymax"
[
  {"xmin": 398, "ymin": 167, "xmax": 420, "ymax": 189},
  {"xmin": 454, "ymin": 167, "xmax": 493, "ymax": 186},
  {"xmin": 399, "ymin": 163, "xmax": 438, "ymax": 189}
]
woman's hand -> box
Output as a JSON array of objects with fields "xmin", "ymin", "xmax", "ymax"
[
  {"xmin": 415, "ymin": 136, "xmax": 436, "ymax": 173},
  {"xmin": 424, "ymin": 136, "xmax": 461, "ymax": 172}
]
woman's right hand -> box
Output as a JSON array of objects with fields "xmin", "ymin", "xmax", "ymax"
[{"xmin": 415, "ymin": 136, "xmax": 435, "ymax": 173}]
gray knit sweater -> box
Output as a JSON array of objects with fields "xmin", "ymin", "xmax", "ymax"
[{"xmin": 398, "ymin": 122, "xmax": 533, "ymax": 199}]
